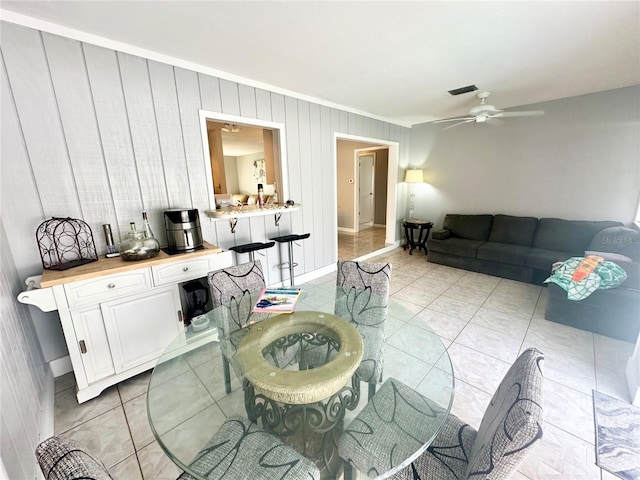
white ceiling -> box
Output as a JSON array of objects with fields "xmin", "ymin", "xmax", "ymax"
[{"xmin": 2, "ymin": 1, "xmax": 639, "ymax": 126}]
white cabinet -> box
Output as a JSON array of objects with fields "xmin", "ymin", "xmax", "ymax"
[
  {"xmin": 101, "ymin": 285, "xmax": 182, "ymax": 373},
  {"xmin": 71, "ymin": 305, "xmax": 115, "ymax": 383},
  {"xmin": 152, "ymin": 257, "xmax": 212, "ymax": 286},
  {"xmin": 65, "ymin": 269, "xmax": 152, "ymax": 307},
  {"xmin": 44, "ymin": 248, "xmax": 233, "ymax": 403}
]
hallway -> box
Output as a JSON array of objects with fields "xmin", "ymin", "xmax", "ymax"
[{"xmin": 337, "ymin": 226, "xmax": 389, "ymax": 260}]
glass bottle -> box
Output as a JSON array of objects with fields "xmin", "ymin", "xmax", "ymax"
[
  {"xmin": 119, "ymin": 221, "xmax": 160, "ymax": 261},
  {"xmin": 272, "ymin": 182, "xmax": 279, "ymax": 205},
  {"xmin": 142, "ymin": 211, "xmax": 155, "ymax": 238},
  {"xmin": 257, "ymin": 183, "xmax": 264, "ymax": 208}
]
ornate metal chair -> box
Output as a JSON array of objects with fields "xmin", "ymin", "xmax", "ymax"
[
  {"xmin": 36, "ymin": 435, "xmax": 112, "ymax": 480},
  {"xmin": 335, "ymin": 260, "xmax": 392, "ymax": 400},
  {"xmin": 338, "ymin": 348, "xmax": 544, "ymax": 480},
  {"xmin": 208, "ymin": 260, "xmax": 299, "ymax": 394},
  {"xmin": 208, "ymin": 261, "xmax": 269, "ymax": 394},
  {"xmin": 177, "ymin": 416, "xmax": 320, "ymax": 480},
  {"xmin": 36, "ymin": 417, "xmax": 321, "ymax": 480}
]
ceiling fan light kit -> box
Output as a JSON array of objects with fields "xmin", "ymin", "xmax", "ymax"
[{"xmin": 435, "ymin": 90, "xmax": 544, "ymax": 129}]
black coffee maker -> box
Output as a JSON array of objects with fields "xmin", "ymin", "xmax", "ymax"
[{"xmin": 180, "ymin": 278, "xmax": 212, "ymax": 325}]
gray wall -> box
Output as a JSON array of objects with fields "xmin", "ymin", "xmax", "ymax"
[
  {"xmin": 0, "ymin": 221, "xmax": 48, "ymax": 480},
  {"xmin": 0, "ymin": 22, "xmax": 410, "ymax": 475},
  {"xmin": 409, "ymin": 87, "xmax": 640, "ymax": 227},
  {"xmin": 0, "ymin": 21, "xmax": 410, "ymax": 364}
]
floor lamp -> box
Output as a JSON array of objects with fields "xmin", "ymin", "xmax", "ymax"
[{"xmin": 404, "ymin": 169, "xmax": 423, "ymax": 219}]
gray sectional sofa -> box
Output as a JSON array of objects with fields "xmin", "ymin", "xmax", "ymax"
[
  {"xmin": 428, "ymin": 214, "xmax": 624, "ymax": 284},
  {"xmin": 427, "ymin": 214, "xmax": 640, "ymax": 342}
]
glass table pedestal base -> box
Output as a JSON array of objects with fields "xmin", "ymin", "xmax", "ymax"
[{"xmin": 244, "ymin": 375, "xmax": 361, "ymax": 479}]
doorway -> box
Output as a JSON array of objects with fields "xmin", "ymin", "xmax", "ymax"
[
  {"xmin": 335, "ymin": 135, "xmax": 399, "ymax": 260},
  {"xmin": 358, "ymin": 152, "xmax": 375, "ymax": 230}
]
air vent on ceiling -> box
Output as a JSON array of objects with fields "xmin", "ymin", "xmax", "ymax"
[{"xmin": 448, "ymin": 85, "xmax": 478, "ymax": 96}]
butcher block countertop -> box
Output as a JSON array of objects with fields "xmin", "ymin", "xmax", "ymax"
[{"xmin": 40, "ymin": 242, "xmax": 223, "ymax": 288}]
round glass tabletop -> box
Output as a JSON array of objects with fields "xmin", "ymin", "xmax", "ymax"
[{"xmin": 147, "ymin": 284, "xmax": 454, "ymax": 479}]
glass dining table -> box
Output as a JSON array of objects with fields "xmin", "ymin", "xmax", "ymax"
[{"xmin": 147, "ymin": 284, "xmax": 454, "ymax": 480}]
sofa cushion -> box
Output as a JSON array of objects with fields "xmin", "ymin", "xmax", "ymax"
[
  {"xmin": 532, "ymin": 218, "xmax": 622, "ymax": 253},
  {"xmin": 477, "ymin": 242, "xmax": 532, "ymax": 266},
  {"xmin": 588, "ymin": 226, "xmax": 640, "ymax": 262},
  {"xmin": 432, "ymin": 229, "xmax": 451, "ymax": 240},
  {"xmin": 488, "ymin": 214, "xmax": 539, "ymax": 247},
  {"xmin": 545, "ymin": 283, "xmax": 640, "ymax": 342},
  {"xmin": 428, "ymin": 237, "xmax": 484, "ymax": 258},
  {"xmin": 525, "ymin": 248, "xmax": 572, "ymax": 271},
  {"xmin": 443, "ymin": 214, "xmax": 494, "ymax": 241}
]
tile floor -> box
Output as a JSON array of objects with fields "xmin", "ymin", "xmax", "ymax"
[
  {"xmin": 337, "ymin": 226, "xmax": 389, "ymax": 260},
  {"xmin": 54, "ymin": 247, "xmax": 635, "ymax": 480}
]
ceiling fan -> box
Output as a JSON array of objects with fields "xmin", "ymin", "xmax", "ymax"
[{"xmin": 434, "ymin": 91, "xmax": 544, "ymax": 129}]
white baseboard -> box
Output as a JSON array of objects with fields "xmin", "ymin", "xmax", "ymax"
[
  {"xmin": 626, "ymin": 354, "xmax": 640, "ymax": 407},
  {"xmin": 49, "ymin": 355, "xmax": 72, "ymax": 377},
  {"xmin": 337, "ymin": 227, "xmax": 357, "ymax": 233},
  {"xmin": 296, "ymin": 264, "xmax": 337, "ymax": 284},
  {"xmin": 354, "ymin": 242, "xmax": 400, "ymax": 261},
  {"xmin": 35, "ymin": 365, "xmax": 55, "ymax": 480},
  {"xmin": 39, "ymin": 364, "xmax": 55, "ymax": 440}
]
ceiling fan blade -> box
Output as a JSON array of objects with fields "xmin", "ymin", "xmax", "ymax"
[
  {"xmin": 494, "ymin": 110, "xmax": 545, "ymax": 118},
  {"xmin": 443, "ymin": 119, "xmax": 475, "ymax": 130},
  {"xmin": 433, "ymin": 117, "xmax": 475, "ymax": 124}
]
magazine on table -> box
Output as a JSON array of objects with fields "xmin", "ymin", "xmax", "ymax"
[{"xmin": 252, "ymin": 287, "xmax": 302, "ymax": 313}]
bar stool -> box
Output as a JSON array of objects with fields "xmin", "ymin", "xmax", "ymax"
[
  {"xmin": 270, "ymin": 233, "xmax": 310, "ymax": 286},
  {"xmin": 229, "ymin": 241, "xmax": 275, "ymax": 262}
]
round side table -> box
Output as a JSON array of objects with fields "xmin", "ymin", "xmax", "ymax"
[{"xmin": 402, "ymin": 219, "xmax": 433, "ymax": 255}]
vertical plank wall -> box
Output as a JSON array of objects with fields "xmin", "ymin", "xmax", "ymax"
[
  {"xmin": 1, "ymin": 21, "xmax": 409, "ymax": 287},
  {"xmin": 0, "ymin": 223, "xmax": 47, "ymax": 480},
  {"xmin": 0, "ymin": 20, "xmax": 410, "ymax": 473}
]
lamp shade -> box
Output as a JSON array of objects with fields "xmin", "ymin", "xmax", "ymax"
[{"xmin": 404, "ymin": 169, "xmax": 424, "ymax": 183}]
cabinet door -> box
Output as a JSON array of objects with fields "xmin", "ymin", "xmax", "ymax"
[
  {"xmin": 101, "ymin": 285, "xmax": 183, "ymax": 374},
  {"xmin": 71, "ymin": 306, "xmax": 116, "ymax": 383}
]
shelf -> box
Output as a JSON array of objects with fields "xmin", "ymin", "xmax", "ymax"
[
  {"xmin": 204, "ymin": 204, "xmax": 299, "ymax": 220},
  {"xmin": 205, "ymin": 204, "xmax": 300, "ymax": 233}
]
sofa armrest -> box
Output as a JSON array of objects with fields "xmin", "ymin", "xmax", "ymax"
[
  {"xmin": 588, "ymin": 226, "xmax": 640, "ymax": 262},
  {"xmin": 431, "ymin": 229, "xmax": 451, "ymax": 240}
]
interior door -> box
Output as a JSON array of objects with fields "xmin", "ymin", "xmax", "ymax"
[{"xmin": 358, "ymin": 153, "xmax": 375, "ymax": 229}]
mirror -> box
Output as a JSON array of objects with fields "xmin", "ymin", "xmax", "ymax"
[{"xmin": 199, "ymin": 111, "xmax": 286, "ymax": 209}]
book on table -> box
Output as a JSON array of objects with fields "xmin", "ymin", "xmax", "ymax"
[{"xmin": 252, "ymin": 288, "xmax": 302, "ymax": 313}]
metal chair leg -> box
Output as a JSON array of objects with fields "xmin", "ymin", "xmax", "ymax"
[
  {"xmin": 368, "ymin": 382, "xmax": 376, "ymax": 401},
  {"xmin": 287, "ymin": 241, "xmax": 295, "ymax": 286},
  {"xmin": 222, "ymin": 356, "xmax": 231, "ymax": 394},
  {"xmin": 343, "ymin": 461, "xmax": 356, "ymax": 480}
]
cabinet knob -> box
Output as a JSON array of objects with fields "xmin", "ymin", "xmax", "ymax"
[
  {"xmin": 107, "ymin": 283, "xmax": 116, "ymax": 289},
  {"xmin": 183, "ymin": 267, "xmax": 189, "ymax": 272}
]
